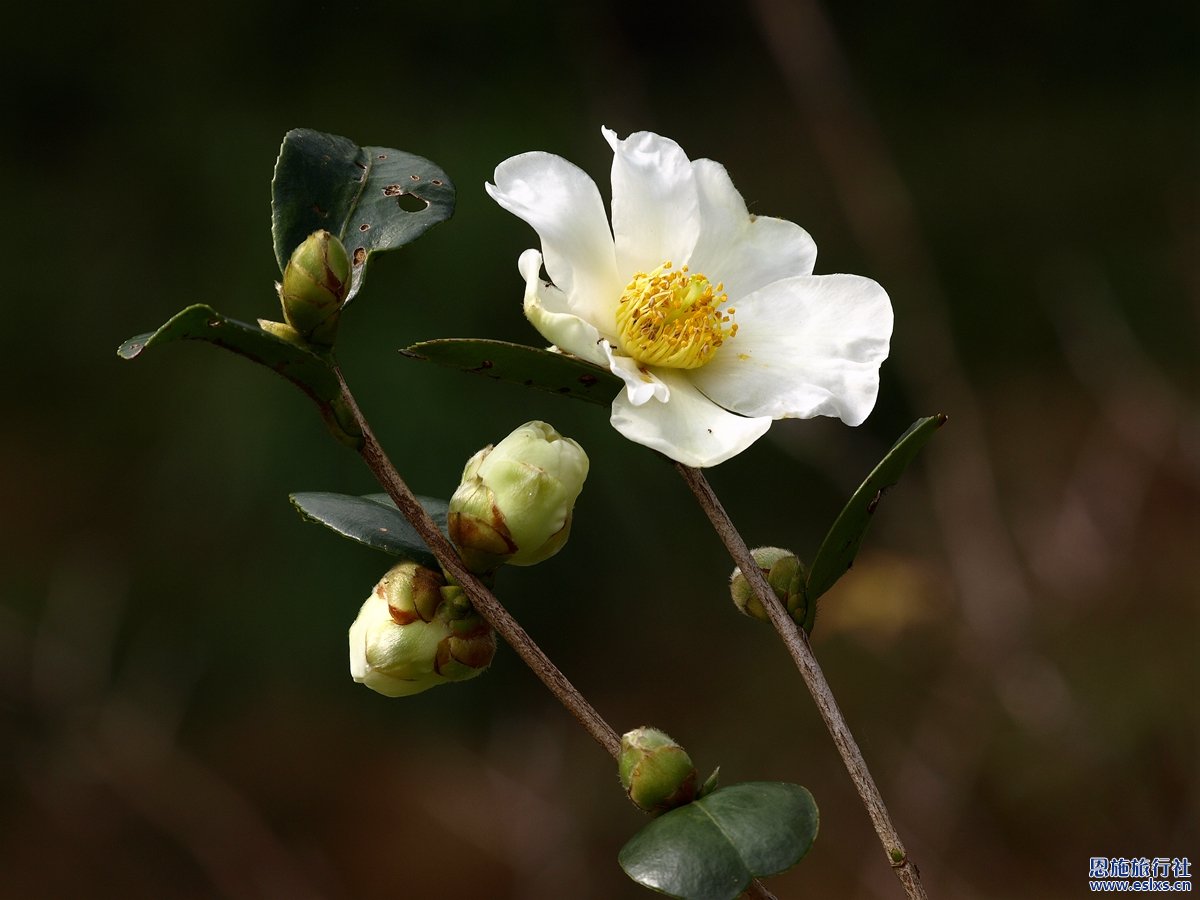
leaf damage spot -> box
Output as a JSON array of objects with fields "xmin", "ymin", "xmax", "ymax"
[
  {"xmin": 578, "ymin": 374, "xmax": 598, "ymax": 387},
  {"xmin": 469, "ymin": 360, "xmax": 495, "ymax": 373},
  {"xmin": 383, "ymin": 184, "xmax": 403, "ymax": 197},
  {"xmin": 394, "ymin": 193, "xmax": 428, "ymax": 213},
  {"xmin": 352, "ymin": 248, "xmax": 366, "ymax": 266},
  {"xmin": 431, "ymin": 179, "xmax": 443, "ymax": 186},
  {"xmin": 377, "ymin": 154, "xmax": 387, "ymax": 160},
  {"xmin": 866, "ymin": 486, "xmax": 891, "ymax": 514},
  {"xmin": 409, "ymin": 173, "xmax": 420, "ymax": 181},
  {"xmin": 359, "ymin": 223, "xmax": 371, "ymax": 232}
]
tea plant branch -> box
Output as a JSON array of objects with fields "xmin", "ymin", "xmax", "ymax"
[
  {"xmin": 336, "ymin": 368, "xmax": 778, "ymax": 900},
  {"xmin": 333, "ymin": 366, "xmax": 620, "ymax": 758},
  {"xmin": 676, "ymin": 463, "xmax": 928, "ymax": 900}
]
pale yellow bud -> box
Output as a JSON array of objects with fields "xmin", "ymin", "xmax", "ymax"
[
  {"xmin": 448, "ymin": 421, "xmax": 589, "ymax": 572},
  {"xmin": 348, "ymin": 562, "xmax": 495, "ymax": 698}
]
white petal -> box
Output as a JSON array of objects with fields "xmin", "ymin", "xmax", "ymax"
[
  {"xmin": 348, "ymin": 595, "xmax": 380, "ymax": 682},
  {"xmin": 600, "ymin": 340, "xmax": 669, "ymax": 406},
  {"xmin": 602, "ymin": 128, "xmax": 700, "ymax": 276},
  {"xmin": 610, "ymin": 368, "xmax": 773, "ymax": 467},
  {"xmin": 488, "ymin": 152, "xmax": 621, "ymax": 327},
  {"xmin": 519, "ymin": 249, "xmax": 609, "ymax": 364},
  {"xmin": 691, "ymin": 274, "xmax": 893, "ymax": 425},
  {"xmin": 689, "ymin": 159, "xmax": 818, "ymax": 298}
]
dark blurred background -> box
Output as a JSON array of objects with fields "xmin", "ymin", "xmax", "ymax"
[{"xmin": 2, "ymin": 0, "xmax": 1196, "ymax": 897}]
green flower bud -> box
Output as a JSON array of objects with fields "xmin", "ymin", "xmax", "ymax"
[
  {"xmin": 730, "ymin": 547, "xmax": 807, "ymax": 624},
  {"xmin": 277, "ymin": 229, "xmax": 350, "ymax": 347},
  {"xmin": 619, "ymin": 727, "xmax": 698, "ymax": 815},
  {"xmin": 448, "ymin": 421, "xmax": 589, "ymax": 572},
  {"xmin": 349, "ymin": 561, "xmax": 495, "ymax": 698}
]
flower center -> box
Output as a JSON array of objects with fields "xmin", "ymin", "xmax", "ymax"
[{"xmin": 615, "ymin": 262, "xmax": 737, "ymax": 369}]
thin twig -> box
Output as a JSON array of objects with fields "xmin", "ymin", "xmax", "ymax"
[
  {"xmin": 336, "ymin": 370, "xmax": 778, "ymax": 899},
  {"xmin": 336, "ymin": 369, "xmax": 779, "ymax": 898},
  {"xmin": 677, "ymin": 464, "xmax": 928, "ymax": 900},
  {"xmin": 334, "ymin": 368, "xmax": 621, "ymax": 758}
]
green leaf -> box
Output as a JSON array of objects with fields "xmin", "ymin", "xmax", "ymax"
[
  {"xmin": 289, "ymin": 492, "xmax": 449, "ymax": 568},
  {"xmin": 619, "ymin": 782, "xmax": 818, "ymax": 900},
  {"xmin": 116, "ymin": 304, "xmax": 361, "ymax": 446},
  {"xmin": 363, "ymin": 493, "xmax": 450, "ymax": 542},
  {"xmin": 805, "ymin": 415, "xmax": 948, "ymax": 609},
  {"xmin": 402, "ymin": 339, "xmax": 621, "ymax": 406},
  {"xmin": 272, "ymin": 128, "xmax": 455, "ymax": 302}
]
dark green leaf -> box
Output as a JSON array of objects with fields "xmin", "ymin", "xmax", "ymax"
[
  {"xmin": 362, "ymin": 493, "xmax": 450, "ymax": 539},
  {"xmin": 805, "ymin": 415, "xmax": 948, "ymax": 609},
  {"xmin": 402, "ymin": 339, "xmax": 621, "ymax": 406},
  {"xmin": 289, "ymin": 492, "xmax": 449, "ymax": 568},
  {"xmin": 619, "ymin": 782, "xmax": 818, "ymax": 900},
  {"xmin": 272, "ymin": 128, "xmax": 455, "ymax": 302},
  {"xmin": 116, "ymin": 304, "xmax": 361, "ymax": 446}
]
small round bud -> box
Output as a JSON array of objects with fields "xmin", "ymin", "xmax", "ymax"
[
  {"xmin": 619, "ymin": 727, "xmax": 698, "ymax": 815},
  {"xmin": 278, "ymin": 230, "xmax": 351, "ymax": 347},
  {"xmin": 730, "ymin": 547, "xmax": 807, "ymax": 623},
  {"xmin": 349, "ymin": 561, "xmax": 495, "ymax": 698},
  {"xmin": 448, "ymin": 421, "xmax": 589, "ymax": 572}
]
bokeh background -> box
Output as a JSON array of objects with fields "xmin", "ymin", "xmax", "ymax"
[{"xmin": 3, "ymin": 0, "xmax": 1196, "ymax": 897}]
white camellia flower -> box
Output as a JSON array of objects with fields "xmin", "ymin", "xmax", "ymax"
[{"xmin": 486, "ymin": 128, "xmax": 894, "ymax": 467}]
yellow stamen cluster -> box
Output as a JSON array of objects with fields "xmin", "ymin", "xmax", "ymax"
[{"xmin": 615, "ymin": 262, "xmax": 737, "ymax": 370}]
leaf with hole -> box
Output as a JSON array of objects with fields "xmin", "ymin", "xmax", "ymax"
[
  {"xmin": 289, "ymin": 492, "xmax": 449, "ymax": 568},
  {"xmin": 272, "ymin": 128, "xmax": 455, "ymax": 302},
  {"xmin": 805, "ymin": 415, "xmax": 947, "ymax": 614},
  {"xmin": 618, "ymin": 782, "xmax": 818, "ymax": 900},
  {"xmin": 116, "ymin": 304, "xmax": 361, "ymax": 446},
  {"xmin": 402, "ymin": 339, "xmax": 621, "ymax": 406}
]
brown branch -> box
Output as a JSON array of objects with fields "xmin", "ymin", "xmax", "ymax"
[
  {"xmin": 334, "ymin": 367, "xmax": 621, "ymax": 759},
  {"xmin": 677, "ymin": 464, "xmax": 928, "ymax": 900},
  {"xmin": 335, "ymin": 369, "xmax": 778, "ymax": 897}
]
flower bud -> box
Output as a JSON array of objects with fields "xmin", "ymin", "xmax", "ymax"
[
  {"xmin": 349, "ymin": 561, "xmax": 495, "ymax": 698},
  {"xmin": 619, "ymin": 727, "xmax": 698, "ymax": 815},
  {"xmin": 277, "ymin": 229, "xmax": 350, "ymax": 347},
  {"xmin": 448, "ymin": 421, "xmax": 589, "ymax": 572},
  {"xmin": 730, "ymin": 547, "xmax": 807, "ymax": 624}
]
